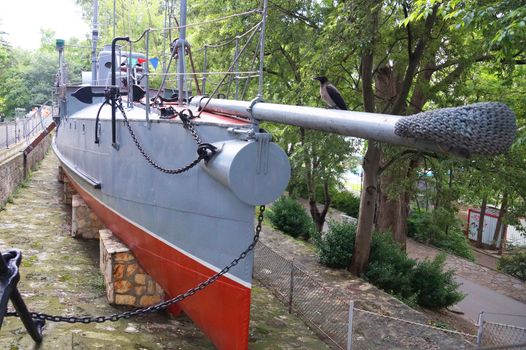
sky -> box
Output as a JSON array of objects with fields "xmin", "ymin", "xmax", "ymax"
[{"xmin": 0, "ymin": 0, "xmax": 90, "ymax": 50}]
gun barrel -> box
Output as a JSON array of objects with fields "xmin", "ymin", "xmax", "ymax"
[{"xmin": 191, "ymin": 97, "xmax": 516, "ymax": 158}]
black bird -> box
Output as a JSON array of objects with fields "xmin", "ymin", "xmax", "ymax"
[{"xmin": 313, "ymin": 76, "xmax": 348, "ymax": 110}]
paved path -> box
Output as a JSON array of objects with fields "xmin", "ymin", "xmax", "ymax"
[
  {"xmin": 407, "ymin": 239, "xmax": 526, "ymax": 304},
  {"xmin": 455, "ymin": 276, "xmax": 526, "ymax": 328},
  {"xmin": 0, "ymin": 151, "xmax": 328, "ymax": 349}
]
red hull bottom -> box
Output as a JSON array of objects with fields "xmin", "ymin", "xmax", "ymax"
[{"xmin": 64, "ymin": 170, "xmax": 251, "ymax": 350}]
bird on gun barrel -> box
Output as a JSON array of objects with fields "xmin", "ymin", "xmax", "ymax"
[{"xmin": 313, "ymin": 76, "xmax": 348, "ymax": 110}]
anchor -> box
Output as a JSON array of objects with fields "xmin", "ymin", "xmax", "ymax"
[{"xmin": 0, "ymin": 249, "xmax": 45, "ymax": 342}]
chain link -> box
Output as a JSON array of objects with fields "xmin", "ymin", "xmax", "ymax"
[
  {"xmin": 7, "ymin": 206, "xmax": 265, "ymax": 324},
  {"xmin": 116, "ymin": 101, "xmax": 215, "ymax": 174}
]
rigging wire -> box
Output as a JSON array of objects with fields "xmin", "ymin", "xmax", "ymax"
[{"xmin": 150, "ymin": 9, "xmax": 261, "ymax": 32}]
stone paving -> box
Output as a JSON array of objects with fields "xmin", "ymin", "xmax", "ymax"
[
  {"xmin": 407, "ymin": 239, "xmax": 526, "ymax": 304},
  {"xmin": 259, "ymin": 225, "xmax": 475, "ymax": 349},
  {"xmin": 0, "ymin": 151, "xmax": 329, "ymax": 349}
]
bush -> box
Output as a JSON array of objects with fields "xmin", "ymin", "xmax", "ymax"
[
  {"xmin": 498, "ymin": 251, "xmax": 526, "ymax": 281},
  {"xmin": 365, "ymin": 233, "xmax": 416, "ymax": 299},
  {"xmin": 331, "ymin": 190, "xmax": 360, "ymax": 218},
  {"xmin": 314, "ymin": 224, "xmax": 464, "ymax": 309},
  {"xmin": 268, "ymin": 196, "xmax": 313, "ymax": 239},
  {"xmin": 313, "ymin": 221, "xmax": 356, "ymax": 268},
  {"xmin": 408, "ymin": 210, "xmax": 474, "ymax": 261},
  {"xmin": 411, "ymin": 254, "xmax": 465, "ymax": 309}
]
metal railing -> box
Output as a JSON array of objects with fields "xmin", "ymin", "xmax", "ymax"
[
  {"xmin": 253, "ymin": 242, "xmax": 477, "ymax": 349},
  {"xmin": 0, "ymin": 106, "xmax": 54, "ymax": 151},
  {"xmin": 477, "ymin": 312, "xmax": 526, "ymax": 349}
]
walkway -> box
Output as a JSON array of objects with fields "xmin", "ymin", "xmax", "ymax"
[
  {"xmin": 0, "ymin": 151, "xmax": 328, "ymax": 349},
  {"xmin": 406, "ymin": 239, "xmax": 526, "ymax": 327},
  {"xmin": 407, "ymin": 239, "xmax": 526, "ymax": 304}
]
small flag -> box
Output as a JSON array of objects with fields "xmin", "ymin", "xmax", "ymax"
[
  {"xmin": 137, "ymin": 58, "xmax": 147, "ymax": 64},
  {"xmin": 149, "ymin": 57, "xmax": 159, "ymax": 70}
]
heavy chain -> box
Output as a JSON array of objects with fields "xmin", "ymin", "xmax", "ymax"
[
  {"xmin": 7, "ymin": 206, "xmax": 265, "ymax": 323},
  {"xmin": 117, "ymin": 101, "xmax": 216, "ymax": 174}
]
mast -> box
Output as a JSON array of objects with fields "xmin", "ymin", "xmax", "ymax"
[
  {"xmin": 178, "ymin": 0, "xmax": 187, "ymax": 105},
  {"xmin": 91, "ymin": 0, "xmax": 99, "ymax": 85}
]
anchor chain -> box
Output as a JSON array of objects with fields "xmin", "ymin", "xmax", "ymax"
[
  {"xmin": 116, "ymin": 100, "xmax": 217, "ymax": 174},
  {"xmin": 7, "ymin": 206, "xmax": 265, "ymax": 324}
]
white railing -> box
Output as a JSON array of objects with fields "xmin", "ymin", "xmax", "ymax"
[{"xmin": 0, "ymin": 105, "xmax": 54, "ymax": 151}]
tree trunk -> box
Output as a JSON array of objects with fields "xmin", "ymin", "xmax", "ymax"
[
  {"xmin": 498, "ymin": 224, "xmax": 508, "ymax": 255},
  {"xmin": 491, "ymin": 193, "xmax": 508, "ymax": 249},
  {"xmin": 309, "ymin": 180, "xmax": 331, "ymax": 233},
  {"xmin": 350, "ymin": 142, "xmax": 381, "ymax": 275},
  {"xmin": 476, "ymin": 195, "xmax": 488, "ymax": 248}
]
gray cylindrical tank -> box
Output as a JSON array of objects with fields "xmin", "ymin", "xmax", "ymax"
[{"xmin": 203, "ymin": 139, "xmax": 290, "ymax": 205}]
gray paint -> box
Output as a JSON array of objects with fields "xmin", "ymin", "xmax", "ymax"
[{"xmin": 55, "ymin": 102, "xmax": 290, "ymax": 285}]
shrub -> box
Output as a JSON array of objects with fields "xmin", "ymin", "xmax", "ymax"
[
  {"xmin": 314, "ymin": 224, "xmax": 464, "ymax": 309},
  {"xmin": 268, "ymin": 196, "xmax": 313, "ymax": 239},
  {"xmin": 365, "ymin": 233, "xmax": 416, "ymax": 299},
  {"xmin": 331, "ymin": 190, "xmax": 360, "ymax": 218},
  {"xmin": 408, "ymin": 210, "xmax": 474, "ymax": 261},
  {"xmin": 313, "ymin": 221, "xmax": 356, "ymax": 268},
  {"xmin": 498, "ymin": 251, "xmax": 526, "ymax": 281},
  {"xmin": 411, "ymin": 253, "xmax": 465, "ymax": 309}
]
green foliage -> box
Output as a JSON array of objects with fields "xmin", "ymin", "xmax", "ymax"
[
  {"xmin": 314, "ymin": 222, "xmax": 464, "ymax": 308},
  {"xmin": 408, "ymin": 210, "xmax": 475, "ymax": 261},
  {"xmin": 411, "ymin": 254, "xmax": 465, "ymax": 309},
  {"xmin": 366, "ymin": 233, "xmax": 416, "ymax": 299},
  {"xmin": 497, "ymin": 251, "xmax": 526, "ymax": 281},
  {"xmin": 267, "ymin": 196, "xmax": 313, "ymax": 239},
  {"xmin": 313, "ymin": 221, "xmax": 355, "ymax": 268},
  {"xmin": 331, "ymin": 190, "xmax": 360, "ymax": 218}
]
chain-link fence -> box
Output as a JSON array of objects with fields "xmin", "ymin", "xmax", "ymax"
[
  {"xmin": 253, "ymin": 241, "xmax": 477, "ymax": 349},
  {"xmin": 0, "ymin": 105, "xmax": 54, "ymax": 151},
  {"xmin": 477, "ymin": 313, "xmax": 526, "ymax": 349}
]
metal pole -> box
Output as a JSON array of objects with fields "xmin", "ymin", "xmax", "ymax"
[
  {"xmin": 202, "ymin": 46, "xmax": 208, "ymax": 95},
  {"xmin": 145, "ymin": 30, "xmax": 150, "ymax": 124},
  {"xmin": 476, "ymin": 312, "xmax": 485, "ymax": 348},
  {"xmin": 91, "ymin": 0, "xmax": 99, "ymax": 85},
  {"xmin": 288, "ymin": 259, "xmax": 294, "ymax": 314},
  {"xmin": 234, "ymin": 37, "xmax": 240, "ymax": 100},
  {"xmin": 177, "ymin": 0, "xmax": 187, "ymax": 105},
  {"xmin": 113, "ymin": 0, "xmax": 116, "ymax": 38},
  {"xmin": 347, "ymin": 301, "xmax": 354, "ymax": 350},
  {"xmin": 128, "ymin": 43, "xmax": 133, "ymax": 108},
  {"xmin": 257, "ymin": 0, "xmax": 269, "ymax": 98}
]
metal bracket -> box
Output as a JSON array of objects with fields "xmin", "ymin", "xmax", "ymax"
[
  {"xmin": 255, "ymin": 132, "xmax": 271, "ymax": 175},
  {"xmin": 0, "ymin": 249, "xmax": 45, "ymax": 342},
  {"xmin": 227, "ymin": 127, "xmax": 256, "ymax": 140},
  {"xmin": 247, "ymin": 96, "xmax": 264, "ymax": 133}
]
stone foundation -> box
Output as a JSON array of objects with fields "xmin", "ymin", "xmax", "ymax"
[
  {"xmin": 99, "ymin": 229, "xmax": 165, "ymax": 307},
  {"xmin": 63, "ymin": 176, "xmax": 76, "ymax": 205},
  {"xmin": 71, "ymin": 194, "xmax": 104, "ymax": 239}
]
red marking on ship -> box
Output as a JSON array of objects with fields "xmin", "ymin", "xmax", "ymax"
[{"xmin": 63, "ymin": 169, "xmax": 251, "ymax": 350}]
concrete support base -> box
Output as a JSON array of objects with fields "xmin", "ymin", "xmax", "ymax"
[
  {"xmin": 99, "ymin": 229, "xmax": 166, "ymax": 308},
  {"xmin": 71, "ymin": 194, "xmax": 105, "ymax": 239},
  {"xmin": 63, "ymin": 176, "xmax": 76, "ymax": 205},
  {"xmin": 57, "ymin": 165, "xmax": 65, "ymax": 183}
]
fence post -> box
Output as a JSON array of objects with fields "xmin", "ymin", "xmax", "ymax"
[
  {"xmin": 288, "ymin": 258, "xmax": 294, "ymax": 314},
  {"xmin": 347, "ymin": 300, "xmax": 354, "ymax": 350},
  {"xmin": 6, "ymin": 123, "xmax": 9, "ymax": 148},
  {"xmin": 476, "ymin": 312, "xmax": 485, "ymax": 348}
]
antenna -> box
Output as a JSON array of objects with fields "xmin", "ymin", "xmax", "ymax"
[
  {"xmin": 91, "ymin": 0, "xmax": 99, "ymax": 85},
  {"xmin": 178, "ymin": 0, "xmax": 187, "ymax": 105}
]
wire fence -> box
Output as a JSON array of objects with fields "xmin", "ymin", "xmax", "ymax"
[
  {"xmin": 253, "ymin": 242, "xmax": 480, "ymax": 349},
  {"xmin": 0, "ymin": 106, "xmax": 54, "ymax": 151},
  {"xmin": 477, "ymin": 313, "xmax": 526, "ymax": 349}
]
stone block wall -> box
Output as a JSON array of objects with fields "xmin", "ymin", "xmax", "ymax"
[
  {"xmin": 71, "ymin": 194, "xmax": 104, "ymax": 239},
  {"xmin": 99, "ymin": 229, "xmax": 165, "ymax": 307}
]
